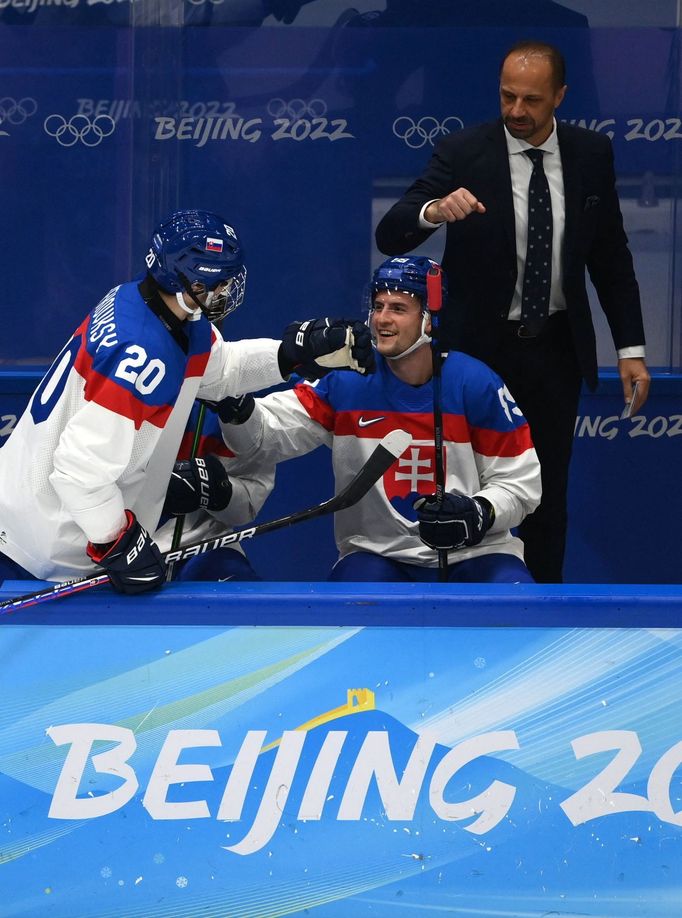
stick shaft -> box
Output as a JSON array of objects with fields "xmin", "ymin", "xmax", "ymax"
[
  {"xmin": 166, "ymin": 402, "xmax": 208, "ymax": 581},
  {"xmin": 1, "ymin": 430, "xmax": 410, "ymax": 614},
  {"xmin": 172, "ymin": 401, "xmax": 207, "ymax": 550},
  {"xmin": 427, "ymin": 265, "xmax": 449, "ymax": 582}
]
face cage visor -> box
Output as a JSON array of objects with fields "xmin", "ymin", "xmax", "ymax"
[
  {"xmin": 202, "ymin": 266, "xmax": 247, "ymax": 322},
  {"xmin": 177, "ymin": 266, "xmax": 248, "ymax": 324}
]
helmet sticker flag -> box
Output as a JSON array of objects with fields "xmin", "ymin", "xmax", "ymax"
[{"xmin": 205, "ymin": 237, "xmax": 224, "ymax": 253}]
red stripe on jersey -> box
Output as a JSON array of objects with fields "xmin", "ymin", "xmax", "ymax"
[
  {"xmin": 75, "ymin": 333, "xmax": 172, "ymax": 431},
  {"xmin": 294, "ymin": 383, "xmax": 336, "ymax": 431},
  {"xmin": 176, "ymin": 431, "xmax": 235, "ymax": 460},
  {"xmin": 334, "ymin": 411, "xmax": 471, "ymax": 443},
  {"xmin": 186, "ymin": 351, "xmax": 211, "ymax": 378},
  {"xmin": 471, "ymin": 423, "xmax": 534, "ymax": 457}
]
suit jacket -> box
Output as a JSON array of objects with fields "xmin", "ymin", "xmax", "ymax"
[{"xmin": 375, "ymin": 119, "xmax": 644, "ymax": 390}]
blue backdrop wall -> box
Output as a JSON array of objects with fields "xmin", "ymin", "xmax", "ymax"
[{"xmin": 0, "ymin": 1, "xmax": 680, "ymax": 582}]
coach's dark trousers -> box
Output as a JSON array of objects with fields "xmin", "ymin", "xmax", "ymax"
[{"xmin": 490, "ymin": 312, "xmax": 583, "ymax": 584}]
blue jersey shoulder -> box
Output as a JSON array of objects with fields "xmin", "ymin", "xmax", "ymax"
[
  {"xmin": 443, "ymin": 351, "xmax": 525, "ymax": 432},
  {"xmin": 83, "ymin": 282, "xmax": 210, "ymax": 409}
]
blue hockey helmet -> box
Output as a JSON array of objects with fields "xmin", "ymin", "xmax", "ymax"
[
  {"xmin": 146, "ymin": 209, "xmax": 247, "ymax": 322},
  {"xmin": 369, "ymin": 256, "xmax": 448, "ymax": 310},
  {"xmin": 366, "ymin": 256, "xmax": 449, "ymax": 361}
]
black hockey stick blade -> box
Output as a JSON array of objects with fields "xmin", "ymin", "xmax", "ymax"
[
  {"xmin": 164, "ymin": 426, "xmax": 411, "ymax": 561},
  {"xmin": 0, "ymin": 428, "xmax": 411, "ymax": 614}
]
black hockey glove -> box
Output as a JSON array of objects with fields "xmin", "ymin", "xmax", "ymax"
[
  {"xmin": 162, "ymin": 454, "xmax": 233, "ymax": 516},
  {"xmin": 279, "ymin": 318, "xmax": 376, "ymax": 380},
  {"xmin": 200, "ymin": 393, "xmax": 255, "ymax": 425},
  {"xmin": 86, "ymin": 510, "xmax": 165, "ymax": 595},
  {"xmin": 414, "ymin": 493, "xmax": 495, "ymax": 551}
]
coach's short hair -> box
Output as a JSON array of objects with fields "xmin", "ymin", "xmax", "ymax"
[{"xmin": 501, "ymin": 40, "xmax": 566, "ymax": 89}]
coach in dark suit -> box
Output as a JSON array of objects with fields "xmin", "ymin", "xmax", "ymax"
[{"xmin": 375, "ymin": 40, "xmax": 650, "ymax": 583}]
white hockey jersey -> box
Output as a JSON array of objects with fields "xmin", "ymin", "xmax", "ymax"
[
  {"xmin": 223, "ymin": 351, "xmax": 542, "ymax": 567},
  {"xmin": 0, "ymin": 281, "xmax": 282, "ymax": 580}
]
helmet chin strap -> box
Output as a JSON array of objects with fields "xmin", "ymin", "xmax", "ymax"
[
  {"xmin": 385, "ymin": 312, "xmax": 432, "ymax": 361},
  {"xmin": 175, "ymin": 272, "xmax": 210, "ymax": 321},
  {"xmin": 175, "ymin": 291, "xmax": 200, "ymax": 316}
]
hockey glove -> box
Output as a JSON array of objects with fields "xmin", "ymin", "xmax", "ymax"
[
  {"xmin": 414, "ymin": 493, "xmax": 495, "ymax": 551},
  {"xmin": 162, "ymin": 455, "xmax": 233, "ymax": 517},
  {"xmin": 200, "ymin": 393, "xmax": 255, "ymax": 425},
  {"xmin": 86, "ymin": 510, "xmax": 165, "ymax": 595},
  {"xmin": 279, "ymin": 318, "xmax": 376, "ymax": 380}
]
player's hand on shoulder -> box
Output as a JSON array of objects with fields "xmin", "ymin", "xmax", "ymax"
[
  {"xmin": 86, "ymin": 510, "xmax": 165, "ymax": 595},
  {"xmin": 279, "ymin": 318, "xmax": 376, "ymax": 380},
  {"xmin": 414, "ymin": 492, "xmax": 495, "ymax": 550},
  {"xmin": 348, "ymin": 321, "xmax": 374, "ymax": 373},
  {"xmin": 163, "ymin": 455, "xmax": 233, "ymax": 517}
]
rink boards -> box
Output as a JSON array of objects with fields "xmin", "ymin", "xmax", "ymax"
[{"xmin": 1, "ymin": 581, "xmax": 682, "ymax": 918}]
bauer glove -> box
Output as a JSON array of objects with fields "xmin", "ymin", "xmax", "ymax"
[
  {"xmin": 162, "ymin": 455, "xmax": 233, "ymax": 517},
  {"xmin": 279, "ymin": 318, "xmax": 375, "ymax": 380},
  {"xmin": 200, "ymin": 393, "xmax": 256, "ymax": 425},
  {"xmin": 86, "ymin": 510, "xmax": 165, "ymax": 595},
  {"xmin": 414, "ymin": 493, "xmax": 495, "ymax": 551}
]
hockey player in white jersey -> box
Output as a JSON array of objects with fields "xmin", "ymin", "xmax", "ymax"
[
  {"xmin": 0, "ymin": 209, "xmax": 373, "ymax": 592},
  {"xmin": 218, "ymin": 256, "xmax": 542, "ymax": 582}
]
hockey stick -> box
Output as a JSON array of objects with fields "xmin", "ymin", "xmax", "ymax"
[
  {"xmin": 0, "ymin": 428, "xmax": 411, "ymax": 614},
  {"xmin": 166, "ymin": 401, "xmax": 207, "ymax": 582},
  {"xmin": 426, "ymin": 265, "xmax": 449, "ymax": 583}
]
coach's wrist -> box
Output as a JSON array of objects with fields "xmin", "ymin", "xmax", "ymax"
[{"xmin": 422, "ymin": 200, "xmax": 444, "ymax": 226}]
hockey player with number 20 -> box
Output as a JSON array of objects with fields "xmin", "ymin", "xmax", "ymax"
[
  {"xmin": 220, "ymin": 256, "xmax": 542, "ymax": 582},
  {"xmin": 0, "ymin": 209, "xmax": 373, "ymax": 593}
]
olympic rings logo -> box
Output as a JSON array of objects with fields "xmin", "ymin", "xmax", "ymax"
[
  {"xmin": 392, "ymin": 116, "xmax": 464, "ymax": 148},
  {"xmin": 43, "ymin": 113, "xmax": 116, "ymax": 147},
  {"xmin": 267, "ymin": 98, "xmax": 328, "ymax": 120},
  {"xmin": 0, "ymin": 97, "xmax": 37, "ymax": 128}
]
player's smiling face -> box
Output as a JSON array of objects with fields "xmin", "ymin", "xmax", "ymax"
[{"xmin": 370, "ymin": 290, "xmax": 428, "ymax": 358}]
